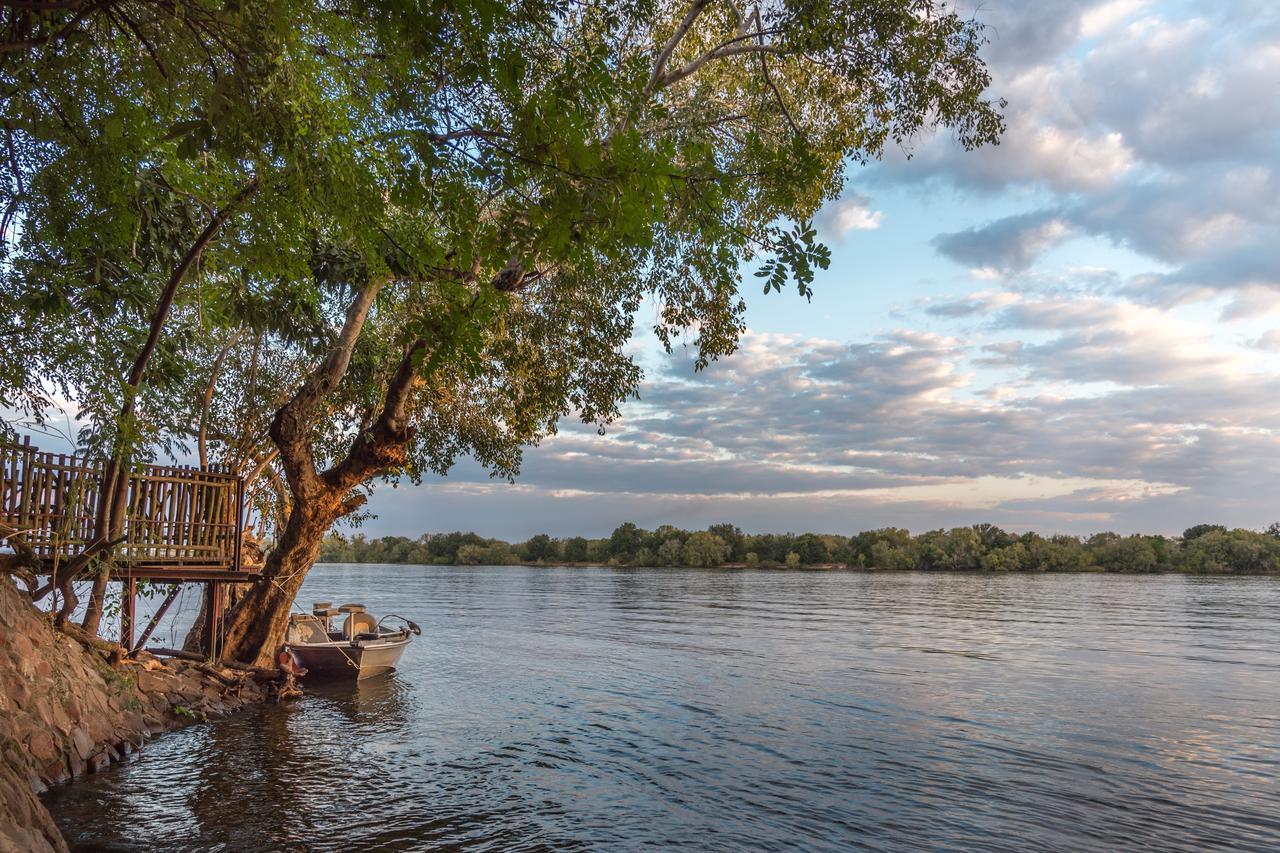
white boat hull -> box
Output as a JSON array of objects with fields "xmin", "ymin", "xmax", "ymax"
[{"xmin": 287, "ymin": 634, "xmax": 411, "ymax": 680}]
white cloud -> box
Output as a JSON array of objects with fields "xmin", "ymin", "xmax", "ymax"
[
  {"xmin": 1079, "ymin": 0, "xmax": 1149, "ymax": 37},
  {"xmin": 815, "ymin": 193, "xmax": 883, "ymax": 241}
]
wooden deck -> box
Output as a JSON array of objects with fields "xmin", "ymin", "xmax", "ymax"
[{"xmin": 0, "ymin": 437, "xmax": 258, "ymax": 583}]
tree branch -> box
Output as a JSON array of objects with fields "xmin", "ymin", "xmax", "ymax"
[
  {"xmin": 323, "ymin": 336, "xmax": 426, "ymax": 491},
  {"xmin": 269, "ymin": 278, "xmax": 385, "ymax": 497},
  {"xmin": 660, "ymin": 41, "xmax": 789, "ymax": 88},
  {"xmin": 125, "ymin": 177, "xmax": 259, "ymax": 395},
  {"xmin": 646, "ymin": 0, "xmax": 715, "ymax": 97},
  {"xmin": 198, "ymin": 328, "xmax": 244, "ymax": 469}
]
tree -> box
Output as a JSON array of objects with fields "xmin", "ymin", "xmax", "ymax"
[
  {"xmin": 686, "ymin": 532, "xmax": 727, "ymax": 563},
  {"xmin": 563, "ymin": 537, "xmax": 590, "ymax": 563},
  {"xmin": 1183, "ymin": 524, "xmax": 1227, "ymax": 541},
  {"xmin": 683, "ymin": 532, "xmax": 729, "ymax": 567},
  {"xmin": 792, "ymin": 533, "xmax": 830, "ymax": 565},
  {"xmin": 609, "ymin": 523, "xmax": 645, "ymax": 561},
  {"xmin": 708, "ymin": 523, "xmax": 745, "ymax": 560},
  {"xmin": 981, "ymin": 542, "xmax": 1030, "ymax": 572},
  {"xmin": 1090, "ymin": 536, "xmax": 1158, "ymax": 573},
  {"xmin": 523, "ymin": 534, "xmax": 559, "ymax": 562},
  {"xmin": 657, "ymin": 537, "xmax": 685, "ymax": 566},
  {"xmin": 4, "ymin": 1, "xmax": 1003, "ymax": 663},
  {"xmin": 1179, "ymin": 529, "xmax": 1280, "ymax": 574}
]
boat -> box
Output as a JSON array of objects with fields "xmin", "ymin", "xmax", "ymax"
[{"xmin": 285, "ymin": 602, "xmax": 420, "ymax": 680}]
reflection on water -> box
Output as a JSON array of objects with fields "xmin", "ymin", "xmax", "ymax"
[{"xmin": 46, "ymin": 566, "xmax": 1280, "ymax": 851}]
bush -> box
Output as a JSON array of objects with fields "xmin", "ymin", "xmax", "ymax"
[
  {"xmin": 683, "ymin": 532, "xmax": 729, "ymax": 568},
  {"xmin": 563, "ymin": 536, "xmax": 590, "ymax": 562}
]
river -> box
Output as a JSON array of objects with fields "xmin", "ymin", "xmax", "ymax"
[{"xmin": 43, "ymin": 565, "xmax": 1280, "ymax": 851}]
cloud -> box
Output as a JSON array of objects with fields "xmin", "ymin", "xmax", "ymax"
[
  {"xmin": 1079, "ymin": 0, "xmax": 1150, "ymax": 37},
  {"xmin": 905, "ymin": 3, "xmax": 1280, "ymax": 306},
  {"xmin": 355, "ymin": 2, "xmax": 1280, "ymax": 541},
  {"xmin": 815, "ymin": 192, "xmax": 883, "ymax": 241},
  {"xmin": 933, "ymin": 211, "xmax": 1072, "ymax": 275},
  {"xmin": 1249, "ymin": 329, "xmax": 1280, "ymax": 352},
  {"xmin": 369, "ymin": 282, "xmax": 1280, "ymax": 538}
]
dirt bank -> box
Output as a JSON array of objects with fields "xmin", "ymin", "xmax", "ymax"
[{"xmin": 0, "ymin": 577, "xmax": 284, "ymax": 852}]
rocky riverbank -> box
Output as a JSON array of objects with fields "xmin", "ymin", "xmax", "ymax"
[{"xmin": 0, "ymin": 578, "xmax": 285, "ymax": 852}]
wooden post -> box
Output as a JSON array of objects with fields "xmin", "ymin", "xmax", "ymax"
[
  {"xmin": 203, "ymin": 581, "xmax": 221, "ymax": 660},
  {"xmin": 120, "ymin": 576, "xmax": 137, "ymax": 649},
  {"xmin": 232, "ymin": 476, "xmax": 244, "ymax": 573}
]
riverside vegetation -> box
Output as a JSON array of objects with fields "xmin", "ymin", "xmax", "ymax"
[{"xmin": 318, "ymin": 523, "xmax": 1280, "ymax": 574}]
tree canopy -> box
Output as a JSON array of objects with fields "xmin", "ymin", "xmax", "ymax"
[{"xmin": 0, "ymin": 0, "xmax": 1005, "ymax": 660}]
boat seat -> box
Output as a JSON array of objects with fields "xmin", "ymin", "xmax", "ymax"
[
  {"xmin": 287, "ymin": 615, "xmax": 329, "ymax": 644},
  {"xmin": 338, "ymin": 603, "xmax": 366, "ymax": 614},
  {"xmin": 343, "ymin": 611, "xmax": 377, "ymax": 640}
]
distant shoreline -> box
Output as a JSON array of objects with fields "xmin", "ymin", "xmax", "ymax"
[
  {"xmin": 316, "ymin": 559, "xmax": 1280, "ymax": 576},
  {"xmin": 319, "ymin": 523, "xmax": 1280, "ymax": 575}
]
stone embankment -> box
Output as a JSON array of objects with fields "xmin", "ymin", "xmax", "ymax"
[{"xmin": 0, "ymin": 578, "xmax": 282, "ymax": 852}]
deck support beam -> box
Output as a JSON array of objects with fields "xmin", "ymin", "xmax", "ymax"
[
  {"xmin": 203, "ymin": 581, "xmax": 221, "ymax": 660},
  {"xmin": 120, "ymin": 576, "xmax": 136, "ymax": 649}
]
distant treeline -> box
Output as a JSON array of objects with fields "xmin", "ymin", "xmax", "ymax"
[{"xmin": 317, "ymin": 522, "xmax": 1280, "ymax": 573}]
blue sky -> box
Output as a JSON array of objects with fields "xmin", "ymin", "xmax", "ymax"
[{"xmin": 340, "ymin": 2, "xmax": 1279, "ymax": 539}]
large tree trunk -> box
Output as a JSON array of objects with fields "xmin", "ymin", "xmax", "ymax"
[{"xmin": 218, "ymin": 499, "xmax": 342, "ymax": 667}]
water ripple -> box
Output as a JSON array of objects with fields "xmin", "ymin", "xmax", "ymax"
[{"xmin": 45, "ymin": 567, "xmax": 1280, "ymax": 852}]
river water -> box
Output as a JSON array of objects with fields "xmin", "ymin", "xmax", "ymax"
[{"xmin": 44, "ymin": 565, "xmax": 1280, "ymax": 851}]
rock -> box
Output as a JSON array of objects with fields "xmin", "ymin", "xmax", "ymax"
[
  {"xmin": 26, "ymin": 731, "xmax": 55, "ymax": 764},
  {"xmin": 136, "ymin": 668, "xmax": 179, "ymax": 694},
  {"xmin": 0, "ymin": 577, "xmax": 281, "ymax": 852},
  {"xmin": 39, "ymin": 759, "xmax": 68, "ymax": 787},
  {"xmin": 46, "ymin": 701, "xmax": 72, "ymax": 736},
  {"xmin": 86, "ymin": 751, "xmax": 110, "ymax": 773},
  {"xmin": 69, "ymin": 727, "xmax": 93, "ymax": 762},
  {"xmin": 124, "ymin": 711, "xmax": 148, "ymax": 737},
  {"xmin": 178, "ymin": 676, "xmax": 206, "ymax": 699}
]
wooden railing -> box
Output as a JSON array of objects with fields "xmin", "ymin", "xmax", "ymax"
[{"xmin": 0, "ymin": 437, "xmax": 243, "ymax": 573}]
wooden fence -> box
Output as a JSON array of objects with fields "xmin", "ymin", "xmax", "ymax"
[{"xmin": 0, "ymin": 437, "xmax": 243, "ymax": 574}]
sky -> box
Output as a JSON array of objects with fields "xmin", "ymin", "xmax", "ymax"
[{"xmin": 353, "ymin": 0, "xmax": 1280, "ymax": 541}]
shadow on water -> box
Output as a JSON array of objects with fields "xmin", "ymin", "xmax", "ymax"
[{"xmin": 44, "ymin": 566, "xmax": 1280, "ymax": 852}]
